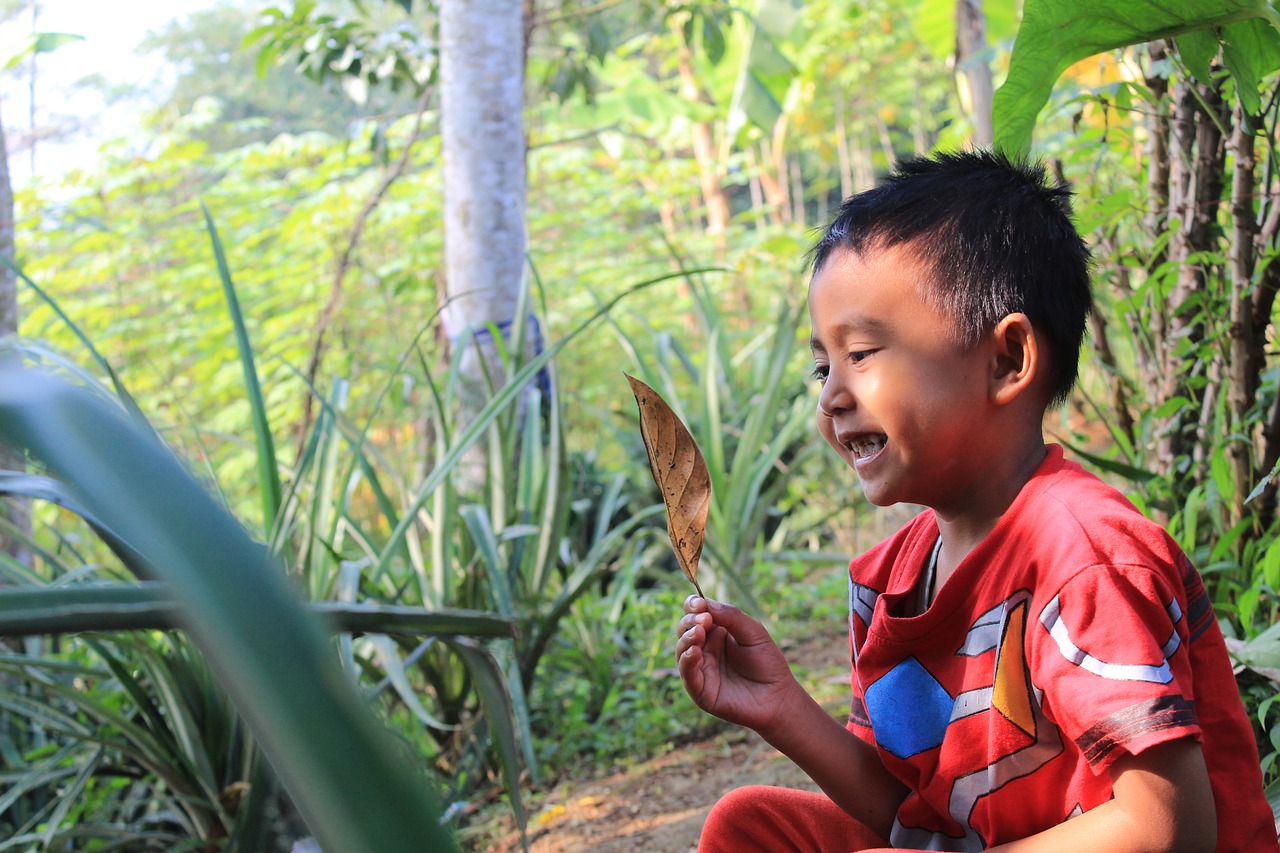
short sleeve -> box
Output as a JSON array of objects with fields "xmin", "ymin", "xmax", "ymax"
[{"xmin": 1028, "ymin": 564, "xmax": 1202, "ymax": 772}]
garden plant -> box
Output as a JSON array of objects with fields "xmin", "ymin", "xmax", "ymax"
[{"xmin": 4, "ymin": 0, "xmax": 1280, "ymax": 848}]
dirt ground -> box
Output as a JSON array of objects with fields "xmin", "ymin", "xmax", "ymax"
[{"xmin": 480, "ymin": 628, "xmax": 849, "ymax": 853}]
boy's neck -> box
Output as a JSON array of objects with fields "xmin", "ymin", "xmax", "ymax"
[{"xmin": 932, "ymin": 434, "xmax": 1048, "ymax": 587}]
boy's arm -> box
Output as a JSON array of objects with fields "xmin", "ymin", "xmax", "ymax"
[
  {"xmin": 753, "ymin": 678, "xmax": 911, "ymax": 834},
  {"xmin": 858, "ymin": 737, "xmax": 1216, "ymax": 853},
  {"xmin": 677, "ymin": 597, "xmax": 909, "ymax": 834}
]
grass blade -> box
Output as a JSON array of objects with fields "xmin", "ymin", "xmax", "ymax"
[
  {"xmin": 0, "ymin": 367, "xmax": 457, "ymax": 852},
  {"xmin": 199, "ymin": 202, "xmax": 282, "ymax": 532}
]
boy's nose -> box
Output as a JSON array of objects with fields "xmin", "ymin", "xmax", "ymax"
[{"xmin": 817, "ymin": 375, "xmax": 854, "ymax": 417}]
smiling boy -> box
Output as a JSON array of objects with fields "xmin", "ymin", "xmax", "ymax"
[{"xmin": 676, "ymin": 151, "xmax": 1278, "ymax": 852}]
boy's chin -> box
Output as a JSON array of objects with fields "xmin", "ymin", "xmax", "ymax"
[{"xmin": 854, "ymin": 481, "xmax": 899, "ymax": 508}]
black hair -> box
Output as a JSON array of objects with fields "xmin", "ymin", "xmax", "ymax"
[{"xmin": 809, "ymin": 149, "xmax": 1093, "ymax": 407}]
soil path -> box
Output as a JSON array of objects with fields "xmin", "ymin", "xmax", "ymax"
[{"xmin": 483, "ymin": 628, "xmax": 848, "ymax": 853}]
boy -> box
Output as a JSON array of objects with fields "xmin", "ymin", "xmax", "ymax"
[{"xmin": 675, "ymin": 151, "xmax": 1279, "ymax": 853}]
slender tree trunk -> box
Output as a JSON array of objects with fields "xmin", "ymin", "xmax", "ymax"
[
  {"xmin": 955, "ymin": 0, "xmax": 994, "ymax": 148},
  {"xmin": 440, "ymin": 0, "xmax": 530, "ymax": 484},
  {"xmin": 1227, "ymin": 105, "xmax": 1258, "ymax": 518},
  {"xmin": 912, "ymin": 79, "xmax": 929, "ymax": 155},
  {"xmin": 856, "ymin": 122, "xmax": 875, "ymax": 190},
  {"xmin": 834, "ymin": 98, "xmax": 853, "ymax": 200},
  {"xmin": 757, "ymin": 136, "xmax": 790, "ymax": 224},
  {"xmin": 676, "ymin": 50, "xmax": 730, "ymax": 238},
  {"xmin": 745, "ymin": 150, "xmax": 766, "ymax": 227},
  {"xmin": 789, "ymin": 156, "xmax": 804, "ymax": 228},
  {"xmin": 875, "ymin": 113, "xmax": 895, "ymax": 166},
  {"xmin": 1157, "ymin": 79, "xmax": 1226, "ymax": 474},
  {"xmin": 1136, "ymin": 42, "xmax": 1171, "ymax": 411}
]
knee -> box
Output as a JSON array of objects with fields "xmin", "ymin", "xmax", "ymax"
[{"xmin": 699, "ymin": 786, "xmax": 803, "ymax": 853}]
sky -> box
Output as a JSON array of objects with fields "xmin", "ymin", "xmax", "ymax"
[{"xmin": 0, "ymin": 0, "xmax": 220, "ymax": 185}]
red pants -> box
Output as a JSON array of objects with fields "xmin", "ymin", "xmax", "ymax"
[{"xmin": 697, "ymin": 785, "xmax": 889, "ymax": 853}]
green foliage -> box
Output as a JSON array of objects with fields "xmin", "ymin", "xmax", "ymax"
[
  {"xmin": 994, "ymin": 0, "xmax": 1280, "ymax": 153},
  {"xmin": 614, "ymin": 282, "xmax": 829, "ymax": 608},
  {"xmin": 0, "ymin": 367, "xmax": 458, "ymax": 852},
  {"xmin": 140, "ymin": 1, "xmax": 418, "ymax": 152},
  {"xmin": 249, "ymin": 0, "xmax": 435, "ymax": 104}
]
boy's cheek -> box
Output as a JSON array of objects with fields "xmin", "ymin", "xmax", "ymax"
[{"xmin": 814, "ymin": 413, "xmax": 844, "ymax": 456}]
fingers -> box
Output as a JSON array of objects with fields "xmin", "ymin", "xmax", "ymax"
[{"xmin": 683, "ymin": 594, "xmax": 709, "ymax": 614}]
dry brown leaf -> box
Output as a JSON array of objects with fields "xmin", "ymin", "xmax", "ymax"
[{"xmin": 625, "ymin": 373, "xmax": 710, "ymax": 598}]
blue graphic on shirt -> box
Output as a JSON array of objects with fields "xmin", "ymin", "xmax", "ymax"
[{"xmin": 865, "ymin": 656, "xmax": 955, "ymax": 759}]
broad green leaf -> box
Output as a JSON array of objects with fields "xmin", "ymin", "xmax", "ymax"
[
  {"xmin": 0, "ymin": 581, "xmax": 516, "ymax": 639},
  {"xmin": 2, "ymin": 32, "xmax": 85, "ymax": 71},
  {"xmin": 1176, "ymin": 28, "xmax": 1220, "ymax": 84},
  {"xmin": 726, "ymin": 0, "xmax": 802, "ymax": 140},
  {"xmin": 0, "ymin": 368, "xmax": 457, "ymax": 853},
  {"xmin": 1221, "ymin": 18, "xmax": 1280, "ymax": 114},
  {"xmin": 993, "ymin": 0, "xmax": 1280, "ymax": 154}
]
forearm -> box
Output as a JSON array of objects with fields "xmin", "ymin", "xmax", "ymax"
[
  {"xmin": 755, "ymin": 682, "xmax": 908, "ymax": 836},
  {"xmin": 857, "ymin": 739, "xmax": 1215, "ymax": 853}
]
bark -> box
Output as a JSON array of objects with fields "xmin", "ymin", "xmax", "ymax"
[
  {"xmin": 1157, "ymin": 79, "xmax": 1226, "ymax": 474},
  {"xmin": 1136, "ymin": 42, "xmax": 1171, "ymax": 410},
  {"xmin": 1252, "ymin": 189, "xmax": 1280, "ymax": 525},
  {"xmin": 439, "ymin": 0, "xmax": 530, "ymax": 457},
  {"xmin": 856, "ymin": 122, "xmax": 875, "ymax": 191},
  {"xmin": 757, "ymin": 136, "xmax": 790, "ymax": 224},
  {"xmin": 1089, "ymin": 236, "xmax": 1136, "ymax": 445},
  {"xmin": 745, "ymin": 151, "xmax": 766, "ymax": 227},
  {"xmin": 789, "ymin": 156, "xmax": 804, "ymax": 228},
  {"xmin": 676, "ymin": 51, "xmax": 730, "ymax": 238},
  {"xmin": 834, "ymin": 99, "xmax": 853, "ymax": 200},
  {"xmin": 875, "ymin": 113, "xmax": 895, "ymax": 166},
  {"xmin": 1227, "ymin": 105, "xmax": 1258, "ymax": 516},
  {"xmin": 954, "ymin": 0, "xmax": 994, "ymax": 148}
]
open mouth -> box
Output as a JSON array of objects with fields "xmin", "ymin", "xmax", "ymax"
[{"xmin": 846, "ymin": 435, "xmax": 887, "ymax": 459}]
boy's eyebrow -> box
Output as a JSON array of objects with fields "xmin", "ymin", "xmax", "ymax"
[{"xmin": 810, "ymin": 318, "xmax": 888, "ymax": 351}]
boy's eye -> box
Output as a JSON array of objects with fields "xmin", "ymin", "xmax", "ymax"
[
  {"xmin": 811, "ymin": 364, "xmax": 829, "ymax": 383},
  {"xmin": 849, "ymin": 349, "xmax": 878, "ymax": 364}
]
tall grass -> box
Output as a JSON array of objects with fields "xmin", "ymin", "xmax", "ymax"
[{"xmin": 0, "ymin": 208, "xmax": 713, "ymax": 846}]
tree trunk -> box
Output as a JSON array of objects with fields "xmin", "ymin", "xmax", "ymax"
[
  {"xmin": 834, "ymin": 98, "xmax": 853, "ymax": 200},
  {"xmin": 955, "ymin": 0, "xmax": 994, "ymax": 148},
  {"xmin": 1134, "ymin": 41, "xmax": 1171, "ymax": 412},
  {"xmin": 1227, "ymin": 105, "xmax": 1258, "ymax": 518},
  {"xmin": 676, "ymin": 50, "xmax": 730, "ymax": 238},
  {"xmin": 1157, "ymin": 79, "xmax": 1226, "ymax": 475},
  {"xmin": 439, "ymin": 0, "xmax": 530, "ymax": 483}
]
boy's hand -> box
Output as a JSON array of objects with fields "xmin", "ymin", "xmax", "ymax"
[{"xmin": 675, "ymin": 595, "xmax": 803, "ymax": 736}]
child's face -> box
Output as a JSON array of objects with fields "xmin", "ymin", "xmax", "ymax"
[{"xmin": 808, "ymin": 244, "xmax": 997, "ymax": 514}]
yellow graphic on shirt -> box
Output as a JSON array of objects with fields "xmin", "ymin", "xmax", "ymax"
[{"xmin": 992, "ymin": 601, "xmax": 1035, "ymax": 738}]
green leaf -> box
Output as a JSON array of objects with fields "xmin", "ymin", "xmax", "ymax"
[
  {"xmin": 702, "ymin": 13, "xmax": 727, "ymax": 65},
  {"xmin": 726, "ymin": 0, "xmax": 802, "ymax": 140},
  {"xmin": 1221, "ymin": 17, "xmax": 1280, "ymax": 114},
  {"xmin": 1058, "ymin": 438, "xmax": 1157, "ymax": 483},
  {"xmin": 0, "ymin": 581, "xmax": 517, "ymax": 639},
  {"xmin": 913, "ymin": 0, "xmax": 958, "ymax": 59},
  {"xmin": 1175, "ymin": 28, "xmax": 1220, "ymax": 85},
  {"xmin": 200, "ymin": 203, "xmax": 282, "ymax": 533},
  {"xmin": 3, "ymin": 32, "xmax": 85, "ymax": 71},
  {"xmin": 0, "ymin": 368, "xmax": 457, "ymax": 853},
  {"xmin": 993, "ymin": 0, "xmax": 1280, "ymax": 154}
]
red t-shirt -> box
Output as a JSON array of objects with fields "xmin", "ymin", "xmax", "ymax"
[{"xmin": 846, "ymin": 445, "xmax": 1277, "ymax": 852}]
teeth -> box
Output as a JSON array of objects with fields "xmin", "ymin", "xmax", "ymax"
[{"xmin": 848, "ymin": 436, "xmax": 886, "ymax": 457}]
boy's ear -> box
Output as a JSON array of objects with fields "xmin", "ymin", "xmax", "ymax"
[{"xmin": 988, "ymin": 313, "xmax": 1040, "ymax": 405}]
